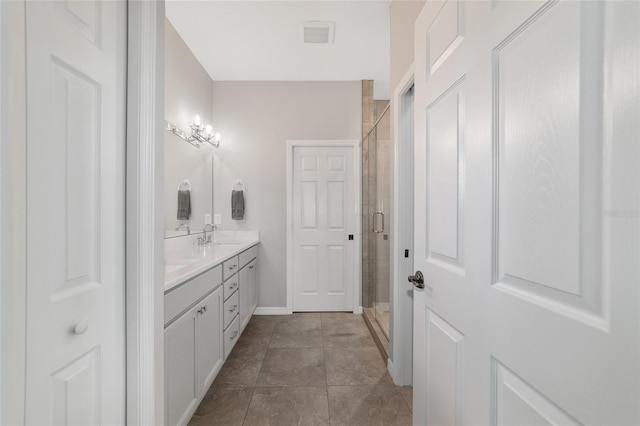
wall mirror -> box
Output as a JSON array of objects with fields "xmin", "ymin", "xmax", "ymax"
[{"xmin": 164, "ymin": 17, "xmax": 215, "ymax": 239}]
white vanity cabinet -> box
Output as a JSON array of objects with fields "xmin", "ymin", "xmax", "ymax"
[
  {"xmin": 164, "ymin": 267, "xmax": 224, "ymax": 426},
  {"xmin": 164, "ymin": 241, "xmax": 259, "ymax": 426}
]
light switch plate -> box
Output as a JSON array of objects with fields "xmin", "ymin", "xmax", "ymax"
[
  {"xmin": 214, "ymin": 214, "xmax": 222, "ymax": 225},
  {"xmin": 204, "ymin": 214, "xmax": 212, "ymax": 225}
]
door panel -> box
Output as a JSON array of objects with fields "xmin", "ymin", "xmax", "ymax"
[
  {"xmin": 293, "ymin": 146, "xmax": 355, "ymax": 311},
  {"xmin": 25, "ymin": 1, "xmax": 126, "ymax": 423},
  {"xmin": 493, "ymin": 0, "xmax": 605, "ymax": 323},
  {"xmin": 51, "ymin": 349, "xmax": 99, "ymax": 425},
  {"xmin": 413, "ymin": 1, "xmax": 639, "ymax": 424},
  {"xmin": 425, "ymin": 309, "xmax": 464, "ymax": 426},
  {"xmin": 426, "ymin": 78, "xmax": 465, "ymax": 272}
]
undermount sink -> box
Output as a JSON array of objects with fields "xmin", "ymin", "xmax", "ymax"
[
  {"xmin": 165, "ymin": 258, "xmax": 200, "ymax": 265},
  {"xmin": 213, "ymin": 241, "xmax": 242, "ymax": 247},
  {"xmin": 164, "ymin": 258, "xmax": 199, "ymax": 274}
]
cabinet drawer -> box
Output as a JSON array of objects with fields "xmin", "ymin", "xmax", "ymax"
[
  {"xmin": 222, "ymin": 256, "xmax": 239, "ymax": 281},
  {"xmin": 239, "ymin": 245, "xmax": 258, "ymax": 268},
  {"xmin": 165, "ymin": 266, "xmax": 222, "ymax": 326},
  {"xmin": 224, "ymin": 315, "xmax": 240, "ymax": 359},
  {"xmin": 223, "ymin": 291, "xmax": 239, "ymax": 330},
  {"xmin": 223, "ymin": 275, "xmax": 239, "ymax": 301}
]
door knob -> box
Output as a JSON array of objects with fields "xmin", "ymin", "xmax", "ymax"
[
  {"xmin": 73, "ymin": 318, "xmax": 89, "ymax": 335},
  {"xmin": 408, "ymin": 271, "xmax": 425, "ymax": 289}
]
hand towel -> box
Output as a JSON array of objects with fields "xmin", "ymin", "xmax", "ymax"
[
  {"xmin": 177, "ymin": 189, "xmax": 191, "ymax": 220},
  {"xmin": 231, "ymin": 189, "xmax": 245, "ymax": 220}
]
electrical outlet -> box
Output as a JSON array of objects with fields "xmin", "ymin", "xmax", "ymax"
[
  {"xmin": 204, "ymin": 214, "xmax": 212, "ymax": 225},
  {"xmin": 214, "ymin": 214, "xmax": 222, "ymax": 225}
]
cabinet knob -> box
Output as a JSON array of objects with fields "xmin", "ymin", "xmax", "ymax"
[
  {"xmin": 229, "ymin": 304, "xmax": 238, "ymax": 313},
  {"xmin": 249, "ymin": 265, "xmax": 254, "ymax": 270},
  {"xmin": 231, "ymin": 331, "xmax": 238, "ymax": 340}
]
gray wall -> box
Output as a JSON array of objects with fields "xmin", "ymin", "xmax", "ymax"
[
  {"xmin": 390, "ymin": 0, "xmax": 425, "ymax": 91},
  {"xmin": 388, "ymin": 0, "xmax": 424, "ymax": 360},
  {"xmin": 164, "ymin": 18, "xmax": 214, "ymax": 235},
  {"xmin": 212, "ymin": 81, "xmax": 361, "ymax": 308}
]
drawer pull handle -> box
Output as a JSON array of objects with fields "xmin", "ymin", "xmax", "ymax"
[
  {"xmin": 229, "ymin": 304, "xmax": 238, "ymax": 313},
  {"xmin": 230, "ymin": 331, "xmax": 238, "ymax": 340}
]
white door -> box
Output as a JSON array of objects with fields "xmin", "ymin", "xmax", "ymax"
[
  {"xmin": 293, "ymin": 145, "xmax": 356, "ymax": 311},
  {"xmin": 25, "ymin": 1, "xmax": 126, "ymax": 424},
  {"xmin": 412, "ymin": 1, "xmax": 639, "ymax": 424}
]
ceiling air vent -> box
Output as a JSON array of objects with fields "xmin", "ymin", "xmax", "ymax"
[{"xmin": 300, "ymin": 21, "xmax": 335, "ymax": 45}]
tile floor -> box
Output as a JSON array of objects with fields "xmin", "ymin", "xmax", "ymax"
[{"xmin": 189, "ymin": 312, "xmax": 413, "ymax": 426}]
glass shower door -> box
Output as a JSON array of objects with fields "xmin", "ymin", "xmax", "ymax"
[
  {"xmin": 363, "ymin": 103, "xmax": 391, "ymax": 341},
  {"xmin": 372, "ymin": 106, "xmax": 391, "ymax": 339}
]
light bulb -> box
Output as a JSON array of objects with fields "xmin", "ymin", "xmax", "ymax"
[
  {"xmin": 214, "ymin": 133, "xmax": 221, "ymax": 143},
  {"xmin": 193, "ymin": 114, "xmax": 201, "ymax": 128},
  {"xmin": 205, "ymin": 124, "xmax": 213, "ymax": 136}
]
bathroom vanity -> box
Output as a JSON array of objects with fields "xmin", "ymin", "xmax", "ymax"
[{"xmin": 163, "ymin": 233, "xmax": 259, "ymax": 426}]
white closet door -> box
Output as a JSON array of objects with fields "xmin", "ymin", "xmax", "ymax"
[{"xmin": 24, "ymin": 1, "xmax": 127, "ymax": 424}]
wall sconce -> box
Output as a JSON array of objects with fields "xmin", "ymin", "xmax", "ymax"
[{"xmin": 165, "ymin": 114, "xmax": 222, "ymax": 148}]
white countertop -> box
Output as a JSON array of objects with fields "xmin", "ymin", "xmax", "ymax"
[{"xmin": 164, "ymin": 231, "xmax": 259, "ymax": 292}]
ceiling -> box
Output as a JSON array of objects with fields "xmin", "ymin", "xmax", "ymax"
[{"xmin": 165, "ymin": 1, "xmax": 391, "ymax": 99}]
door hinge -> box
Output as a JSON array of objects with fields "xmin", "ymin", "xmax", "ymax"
[
  {"xmin": 404, "ymin": 249, "xmax": 409, "ymax": 258},
  {"xmin": 348, "ymin": 234, "xmax": 354, "ymax": 240}
]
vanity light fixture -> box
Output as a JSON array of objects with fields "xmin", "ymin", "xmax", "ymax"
[{"xmin": 165, "ymin": 114, "xmax": 222, "ymax": 148}]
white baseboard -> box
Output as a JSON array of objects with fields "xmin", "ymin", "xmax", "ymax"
[
  {"xmin": 254, "ymin": 307, "xmax": 289, "ymax": 315},
  {"xmin": 353, "ymin": 306, "xmax": 363, "ymax": 314}
]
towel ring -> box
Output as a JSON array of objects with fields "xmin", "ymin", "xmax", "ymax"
[
  {"xmin": 178, "ymin": 180, "xmax": 192, "ymax": 191},
  {"xmin": 233, "ymin": 180, "xmax": 246, "ymax": 191}
]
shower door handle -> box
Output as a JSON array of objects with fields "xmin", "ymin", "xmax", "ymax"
[{"xmin": 372, "ymin": 211, "xmax": 384, "ymax": 233}]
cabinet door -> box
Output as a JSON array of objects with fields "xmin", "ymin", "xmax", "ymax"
[
  {"xmin": 239, "ymin": 265, "xmax": 250, "ymax": 332},
  {"xmin": 165, "ymin": 306, "xmax": 199, "ymax": 426},
  {"xmin": 248, "ymin": 259, "xmax": 258, "ymax": 314},
  {"xmin": 239, "ymin": 259, "xmax": 258, "ymax": 332},
  {"xmin": 198, "ymin": 287, "xmax": 224, "ymax": 396}
]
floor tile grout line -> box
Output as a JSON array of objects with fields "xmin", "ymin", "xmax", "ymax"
[
  {"xmin": 241, "ymin": 385, "xmax": 258, "ymax": 426},
  {"xmin": 254, "ymin": 318, "xmax": 278, "ymax": 387},
  {"xmin": 242, "ymin": 317, "xmax": 279, "ymax": 425},
  {"xmin": 321, "ymin": 314, "xmax": 332, "ymax": 426}
]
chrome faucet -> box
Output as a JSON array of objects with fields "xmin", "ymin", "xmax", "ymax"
[
  {"xmin": 175, "ymin": 223, "xmax": 191, "ymax": 234},
  {"xmin": 198, "ymin": 223, "xmax": 217, "ymax": 246}
]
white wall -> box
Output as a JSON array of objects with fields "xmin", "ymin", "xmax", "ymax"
[
  {"xmin": 164, "ymin": 19, "xmax": 214, "ymax": 235},
  {"xmin": 212, "ymin": 81, "xmax": 361, "ymax": 308}
]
